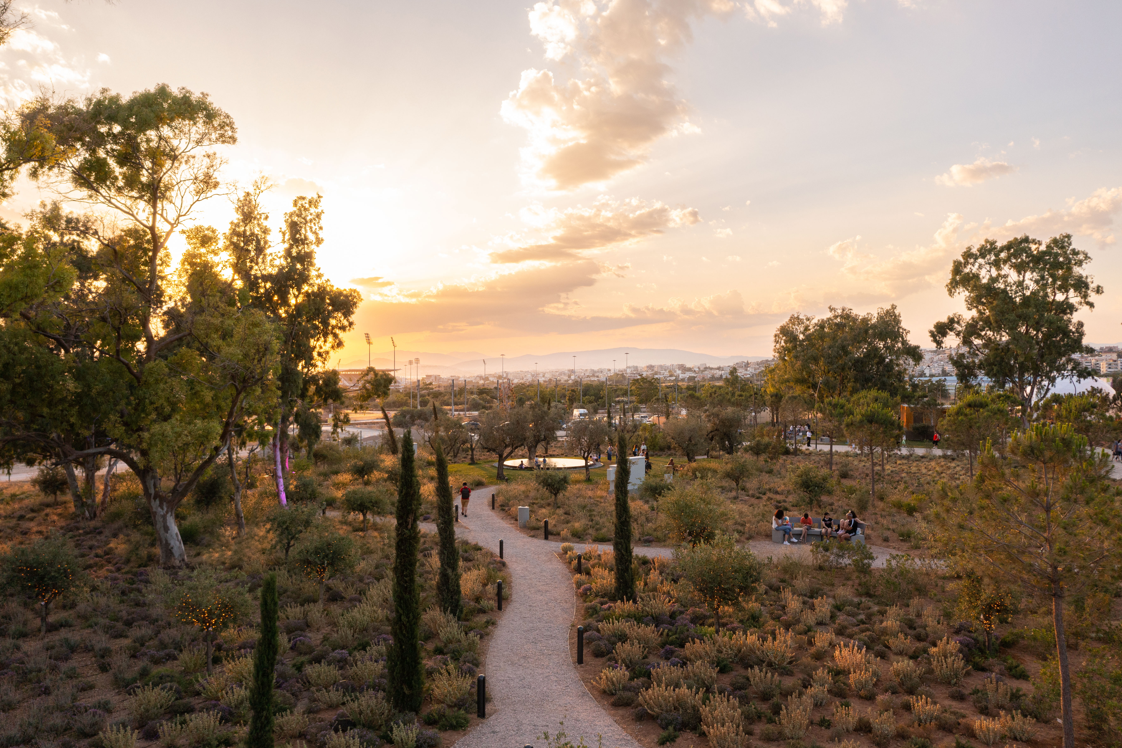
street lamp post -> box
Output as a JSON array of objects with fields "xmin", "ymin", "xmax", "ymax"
[
  {"xmin": 364, "ymin": 332, "xmax": 371, "ymax": 368},
  {"xmin": 625, "ymin": 352, "xmax": 630, "ymax": 421}
]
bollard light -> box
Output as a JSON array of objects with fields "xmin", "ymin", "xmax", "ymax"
[
  {"xmin": 492, "ymin": 492, "xmax": 495, "ymax": 510},
  {"xmin": 497, "ymin": 579, "xmax": 503, "ymax": 611},
  {"xmin": 544, "ymin": 519, "xmax": 549, "ymax": 541},
  {"xmin": 576, "ymin": 554, "xmax": 582, "ymax": 575},
  {"xmin": 577, "ymin": 625, "xmax": 584, "ymax": 665},
  {"xmin": 477, "ymin": 674, "xmax": 486, "ymax": 718},
  {"xmin": 499, "ymin": 539, "xmax": 503, "ymax": 559}
]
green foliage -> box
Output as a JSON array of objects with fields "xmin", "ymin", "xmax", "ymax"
[
  {"xmin": 931, "ymin": 234, "xmax": 1102, "ymax": 425},
  {"xmin": 613, "ymin": 432, "xmax": 635, "ymax": 602},
  {"xmin": 342, "ymin": 487, "xmax": 390, "ymax": 531},
  {"xmin": 174, "ymin": 570, "xmax": 251, "ymax": 673},
  {"xmin": 790, "ymin": 464, "xmax": 833, "ymax": 504},
  {"xmin": 674, "ymin": 534, "xmax": 762, "ymax": 632},
  {"xmin": 535, "ymin": 469, "xmax": 571, "ymax": 507},
  {"xmin": 660, "ymin": 482, "xmax": 731, "ymax": 547},
  {"xmin": 295, "ymin": 530, "xmax": 356, "ymax": 601},
  {"xmin": 388, "ymin": 431, "xmax": 424, "ymax": 713},
  {"xmin": 288, "ymin": 475, "xmax": 323, "ymax": 505},
  {"xmin": 30, "ymin": 465, "xmax": 68, "ymax": 503},
  {"xmin": 844, "ymin": 389, "xmax": 902, "ymax": 502},
  {"xmin": 705, "ymin": 407, "xmax": 745, "ymax": 455},
  {"xmin": 940, "ymin": 391, "xmax": 1017, "ymax": 477},
  {"xmin": 267, "ymin": 503, "xmax": 318, "ymax": 561},
  {"xmin": 638, "ymin": 473, "xmax": 673, "ymax": 502},
  {"xmin": 433, "ymin": 441, "xmax": 461, "ymax": 618},
  {"xmin": 192, "ymin": 469, "xmax": 232, "ymax": 509},
  {"xmin": 720, "ymin": 453, "xmax": 757, "ymax": 499},
  {"xmin": 3, "ymin": 536, "xmax": 79, "ymax": 634},
  {"xmin": 663, "ymin": 415, "xmax": 709, "ymax": 462},
  {"xmin": 772, "ymin": 305, "xmax": 922, "ymax": 400},
  {"xmin": 246, "ymin": 574, "xmax": 278, "ymax": 748},
  {"xmin": 810, "ymin": 539, "xmax": 874, "ymax": 575},
  {"xmin": 957, "ymin": 572, "xmax": 1014, "ymax": 652}
]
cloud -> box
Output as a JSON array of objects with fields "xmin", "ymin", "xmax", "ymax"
[
  {"xmin": 97, "ymin": 53, "xmax": 110, "ymax": 64},
  {"xmin": 502, "ymin": 0, "xmax": 739, "ymax": 190},
  {"xmin": 490, "ymin": 197, "xmax": 700, "ymax": 263},
  {"xmin": 351, "ymin": 276, "xmax": 395, "ymax": 291},
  {"xmin": 278, "ymin": 177, "xmax": 323, "ymax": 195},
  {"xmin": 984, "ymin": 186, "xmax": 1122, "ymax": 247},
  {"xmin": 0, "ymin": 25, "xmax": 91, "ymax": 108},
  {"xmin": 828, "ymin": 214, "xmax": 964, "ymax": 297},
  {"xmin": 935, "ymin": 156, "xmax": 1016, "ymax": 187},
  {"xmin": 743, "ymin": 0, "xmax": 851, "ymax": 27}
]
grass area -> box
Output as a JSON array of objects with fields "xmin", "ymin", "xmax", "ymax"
[
  {"xmin": 0, "ymin": 448, "xmax": 508, "ymax": 748},
  {"xmin": 567, "ymin": 544, "xmax": 1075, "ymax": 748}
]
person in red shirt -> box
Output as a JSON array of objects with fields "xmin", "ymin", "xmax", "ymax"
[
  {"xmin": 932, "ymin": 431, "xmax": 941, "ymax": 449},
  {"xmin": 798, "ymin": 512, "xmax": 813, "ymax": 542}
]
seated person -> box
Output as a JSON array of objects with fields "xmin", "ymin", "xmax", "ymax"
[
  {"xmin": 518, "ymin": 461, "xmax": 525, "ymax": 469},
  {"xmin": 798, "ymin": 512, "xmax": 813, "ymax": 541},
  {"xmin": 772, "ymin": 509, "xmax": 798, "ymax": 545},
  {"xmin": 837, "ymin": 511, "xmax": 860, "ymax": 541},
  {"xmin": 820, "ymin": 511, "xmax": 836, "ymax": 539}
]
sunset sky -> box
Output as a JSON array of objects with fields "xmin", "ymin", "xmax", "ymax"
[{"xmin": 2, "ymin": 0, "xmax": 1120, "ymax": 363}]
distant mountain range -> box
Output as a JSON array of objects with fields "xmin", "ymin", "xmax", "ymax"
[{"xmin": 338, "ymin": 347, "xmax": 768, "ymax": 375}]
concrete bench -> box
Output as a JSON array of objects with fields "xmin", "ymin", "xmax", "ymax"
[{"xmin": 772, "ymin": 518, "xmax": 867, "ymax": 544}]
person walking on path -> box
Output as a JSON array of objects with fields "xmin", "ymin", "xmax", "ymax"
[
  {"xmin": 459, "ymin": 482, "xmax": 471, "ymax": 517},
  {"xmin": 932, "ymin": 431, "xmax": 940, "ymax": 449}
]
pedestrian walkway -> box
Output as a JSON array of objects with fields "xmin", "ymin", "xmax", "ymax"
[{"xmin": 452, "ymin": 487, "xmax": 642, "ymax": 748}]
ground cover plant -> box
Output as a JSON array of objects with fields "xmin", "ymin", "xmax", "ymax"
[
  {"xmin": 564, "ymin": 540, "xmax": 1102, "ymax": 747},
  {"xmin": 0, "ymin": 444, "xmax": 508, "ymax": 748}
]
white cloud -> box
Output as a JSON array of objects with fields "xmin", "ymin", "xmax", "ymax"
[
  {"xmin": 491, "ymin": 196, "xmax": 700, "ymax": 264},
  {"xmin": 828, "ymin": 214, "xmax": 964, "ymax": 297},
  {"xmin": 0, "ymin": 25, "xmax": 91, "ymax": 108},
  {"xmin": 935, "ymin": 156, "xmax": 1016, "ymax": 187},
  {"xmin": 97, "ymin": 53, "xmax": 110, "ymax": 64},
  {"xmin": 714, "ymin": 228, "xmax": 733, "ymax": 238},
  {"xmin": 983, "ymin": 186, "xmax": 1122, "ymax": 247}
]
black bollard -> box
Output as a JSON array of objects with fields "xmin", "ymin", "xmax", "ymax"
[
  {"xmin": 477, "ymin": 674, "xmax": 486, "ymax": 718},
  {"xmin": 576, "ymin": 554, "xmax": 582, "ymax": 575},
  {"xmin": 455, "ymin": 504, "xmax": 459, "ymax": 523},
  {"xmin": 497, "ymin": 579, "xmax": 503, "ymax": 611},
  {"xmin": 492, "ymin": 492, "xmax": 495, "ymax": 510},
  {"xmin": 577, "ymin": 625, "xmax": 584, "ymax": 665},
  {"xmin": 544, "ymin": 519, "xmax": 549, "ymax": 541},
  {"xmin": 499, "ymin": 539, "xmax": 503, "ymax": 559}
]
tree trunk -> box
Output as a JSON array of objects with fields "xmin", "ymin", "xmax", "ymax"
[
  {"xmin": 227, "ymin": 442, "xmax": 246, "ymax": 536},
  {"xmin": 62, "ymin": 461, "xmax": 89, "ymax": 517},
  {"xmin": 205, "ymin": 632, "xmax": 214, "ymax": 675},
  {"xmin": 380, "ymin": 403, "xmax": 398, "ymax": 455},
  {"xmin": 39, "ymin": 601, "xmax": 48, "ymax": 636},
  {"xmin": 495, "ymin": 452, "xmax": 506, "ymax": 480},
  {"xmin": 82, "ymin": 453, "xmax": 97, "ymax": 516},
  {"xmin": 584, "ymin": 456, "xmax": 591, "ymax": 481},
  {"xmin": 100, "ymin": 459, "xmax": 117, "ymax": 514},
  {"xmin": 273, "ymin": 430, "xmax": 288, "ymax": 506},
  {"xmin": 968, "ymin": 450, "xmax": 974, "ymax": 479},
  {"xmin": 829, "ymin": 437, "xmax": 834, "ymax": 471},
  {"xmin": 145, "ymin": 472, "xmax": 187, "ymax": 567},
  {"xmin": 1053, "ymin": 584, "xmax": 1075, "ymax": 748},
  {"xmin": 870, "ymin": 449, "xmax": 876, "ymax": 503}
]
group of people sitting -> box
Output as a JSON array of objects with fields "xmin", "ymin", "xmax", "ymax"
[{"xmin": 772, "ymin": 508, "xmax": 862, "ymax": 546}]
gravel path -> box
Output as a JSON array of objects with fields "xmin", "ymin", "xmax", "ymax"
[{"xmin": 451, "ymin": 487, "xmax": 641, "ymax": 748}]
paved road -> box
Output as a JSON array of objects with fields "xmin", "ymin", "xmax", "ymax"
[{"xmin": 451, "ymin": 487, "xmax": 641, "ymax": 748}]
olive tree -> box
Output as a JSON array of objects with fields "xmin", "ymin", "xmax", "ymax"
[{"xmin": 675, "ymin": 535, "xmax": 761, "ymax": 632}]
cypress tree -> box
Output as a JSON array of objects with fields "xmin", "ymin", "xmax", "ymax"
[
  {"xmin": 388, "ymin": 431, "xmax": 424, "ymax": 713},
  {"xmin": 613, "ymin": 432, "xmax": 636, "ymax": 601},
  {"xmin": 433, "ymin": 440, "xmax": 461, "ymax": 617},
  {"xmin": 246, "ymin": 573, "xmax": 278, "ymax": 748}
]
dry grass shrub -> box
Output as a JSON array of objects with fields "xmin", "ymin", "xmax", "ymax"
[
  {"xmin": 177, "ymin": 644, "xmax": 208, "ymax": 675},
  {"xmin": 223, "ymin": 653, "xmax": 254, "ymax": 685},
  {"xmin": 344, "ymin": 691, "xmax": 392, "ymax": 730},
  {"xmin": 593, "ymin": 665, "xmax": 631, "ymax": 695},
  {"xmin": 651, "ymin": 661, "xmax": 717, "ymax": 691},
  {"xmin": 683, "ymin": 635, "xmax": 736, "ymax": 666},
  {"xmin": 422, "ymin": 607, "xmax": 458, "ymax": 640},
  {"xmin": 833, "ymin": 703, "xmax": 858, "ymax": 732},
  {"xmin": 638, "ymin": 684, "xmax": 703, "ymax": 724},
  {"xmin": 834, "ymin": 641, "xmax": 873, "ymax": 672},
  {"xmin": 275, "ymin": 711, "xmax": 310, "ymax": 739},
  {"xmin": 303, "ymin": 661, "xmax": 341, "ymax": 689},
  {"xmin": 746, "ymin": 667, "xmax": 782, "ymax": 699},
  {"xmin": 196, "ymin": 671, "xmax": 231, "ymax": 701},
  {"xmin": 781, "ymin": 587, "xmax": 803, "ymax": 614},
  {"xmin": 638, "ymin": 593, "xmax": 675, "ymax": 618},
  {"xmin": 887, "ymin": 633, "xmax": 914, "ymax": 656},
  {"xmin": 891, "ymin": 658, "xmax": 924, "ymax": 693},
  {"xmin": 807, "ymin": 682, "xmax": 829, "ymax": 706},
  {"xmin": 812, "ymin": 667, "xmax": 832, "ymax": 689},
  {"xmin": 323, "ymin": 731, "xmax": 364, "ymax": 748},
  {"xmin": 871, "ymin": 710, "xmax": 896, "ymax": 743},
  {"xmin": 128, "ymin": 684, "xmax": 176, "ymax": 726},
  {"xmin": 599, "ymin": 620, "xmax": 662, "ymax": 654},
  {"xmin": 98, "ymin": 724, "xmax": 138, "ymax": 748},
  {"xmin": 813, "ymin": 594, "xmax": 832, "ymax": 624},
  {"xmin": 158, "ymin": 710, "xmax": 230, "ymax": 747},
  {"xmin": 612, "ymin": 639, "xmax": 647, "ymax": 669},
  {"xmin": 849, "ymin": 666, "xmax": 878, "ymax": 694},
  {"xmin": 779, "ymin": 694, "xmax": 812, "ymax": 739},
  {"xmin": 972, "ymin": 715, "xmax": 1004, "ymax": 746},
  {"xmin": 930, "ymin": 636, "xmax": 969, "ymax": 685},
  {"xmin": 347, "ymin": 651, "xmax": 386, "ymax": 684},
  {"xmin": 603, "ymin": 599, "xmax": 643, "ymax": 620},
  {"xmin": 704, "ymin": 722, "xmax": 749, "ymax": 748},
  {"xmin": 909, "ymin": 694, "xmax": 941, "ymax": 725},
  {"xmin": 1001, "ymin": 710, "xmax": 1036, "ymax": 741},
  {"xmin": 460, "ymin": 568, "xmax": 489, "ymax": 601},
  {"xmin": 430, "ymin": 662, "xmax": 473, "ymax": 706},
  {"xmin": 758, "ymin": 628, "xmax": 796, "ymax": 668},
  {"xmin": 701, "ymin": 691, "xmax": 744, "ymax": 732},
  {"xmin": 312, "ymin": 686, "xmax": 348, "ymax": 709},
  {"xmin": 981, "ymin": 674, "xmax": 1014, "ymax": 710}
]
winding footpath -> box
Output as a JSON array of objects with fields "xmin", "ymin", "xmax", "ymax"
[{"xmin": 452, "ymin": 486, "xmax": 642, "ymax": 748}]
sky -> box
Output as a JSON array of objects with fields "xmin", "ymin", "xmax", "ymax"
[{"xmin": 1, "ymin": 0, "xmax": 1120, "ymax": 363}]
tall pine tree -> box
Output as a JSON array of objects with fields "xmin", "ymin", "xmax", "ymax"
[
  {"xmin": 388, "ymin": 431, "xmax": 424, "ymax": 713},
  {"xmin": 246, "ymin": 573, "xmax": 278, "ymax": 748},
  {"xmin": 613, "ymin": 432, "xmax": 635, "ymax": 601},
  {"xmin": 433, "ymin": 441, "xmax": 461, "ymax": 617}
]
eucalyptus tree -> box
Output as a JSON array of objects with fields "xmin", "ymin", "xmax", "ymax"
[
  {"xmin": 931, "ymin": 234, "xmax": 1102, "ymax": 427},
  {"xmin": 0, "ymin": 86, "xmax": 278, "ymax": 565}
]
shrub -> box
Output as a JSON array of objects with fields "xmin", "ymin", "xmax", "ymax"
[
  {"xmin": 972, "ymin": 715, "xmax": 1004, "ymax": 746},
  {"xmin": 294, "ymin": 530, "xmax": 357, "ymax": 602},
  {"xmin": 3, "ymin": 535, "xmax": 80, "ymax": 635},
  {"xmin": 430, "ymin": 662, "xmax": 473, "ymax": 707},
  {"xmin": 98, "ymin": 724, "xmax": 139, "ymax": 748},
  {"xmin": 593, "ymin": 665, "xmax": 631, "ymax": 695},
  {"xmin": 638, "ymin": 684, "xmax": 703, "ymax": 727},
  {"xmin": 910, "ymin": 695, "xmax": 941, "ymax": 725},
  {"xmin": 871, "ymin": 711, "xmax": 896, "ymax": 745},
  {"xmin": 833, "ymin": 703, "xmax": 857, "ymax": 732},
  {"xmin": 342, "ymin": 487, "xmax": 390, "ymax": 531},
  {"xmin": 192, "ymin": 469, "xmax": 232, "ymax": 508},
  {"xmin": 1002, "ymin": 710, "xmax": 1035, "ymax": 741},
  {"xmin": 534, "ymin": 470, "xmax": 571, "ymax": 507},
  {"xmin": 174, "ymin": 570, "xmax": 250, "ymax": 674},
  {"xmin": 930, "ymin": 636, "xmax": 969, "ymax": 685},
  {"xmin": 746, "ymin": 667, "xmax": 781, "ymax": 700},
  {"xmin": 701, "ymin": 691, "xmax": 744, "ymax": 734},
  {"xmin": 389, "ymin": 721, "xmax": 420, "ymax": 748},
  {"xmin": 345, "ymin": 691, "xmax": 392, "ymax": 730},
  {"xmin": 891, "ymin": 659, "xmax": 925, "ymax": 694},
  {"xmin": 779, "ymin": 694, "xmax": 812, "ymax": 739},
  {"xmin": 267, "ymin": 503, "xmax": 318, "ymax": 561},
  {"xmin": 674, "ymin": 535, "xmax": 761, "ymax": 632},
  {"xmin": 661, "ymin": 483, "xmax": 730, "ymax": 546},
  {"xmin": 613, "ymin": 639, "xmax": 647, "ymax": 670},
  {"xmin": 639, "ymin": 474, "xmax": 673, "ymax": 502},
  {"xmin": 288, "ymin": 474, "xmax": 323, "ymax": 504},
  {"xmin": 790, "ymin": 465, "xmax": 832, "ymax": 504},
  {"xmin": 128, "ymin": 684, "xmax": 176, "ymax": 727},
  {"xmin": 31, "ymin": 465, "xmax": 69, "ymax": 503},
  {"xmin": 303, "ymin": 661, "xmax": 341, "ymax": 689}
]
